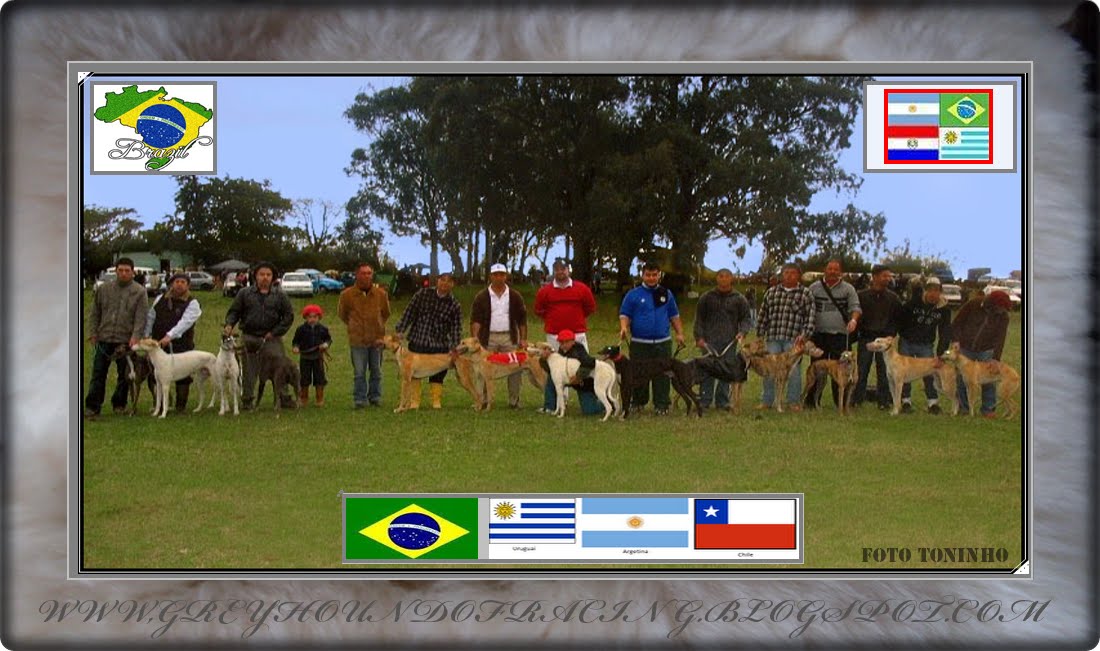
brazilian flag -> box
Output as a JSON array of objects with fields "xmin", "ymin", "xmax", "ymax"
[
  {"xmin": 939, "ymin": 93, "xmax": 989, "ymax": 128},
  {"xmin": 93, "ymin": 85, "xmax": 212, "ymax": 169},
  {"xmin": 345, "ymin": 497, "xmax": 479, "ymax": 560}
]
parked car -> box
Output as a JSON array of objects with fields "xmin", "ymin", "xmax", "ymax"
[
  {"xmin": 185, "ymin": 271, "xmax": 216, "ymax": 290},
  {"xmin": 280, "ymin": 272, "xmax": 316, "ymax": 297},
  {"xmin": 983, "ymin": 284, "xmax": 1022, "ymax": 310},
  {"xmin": 293, "ymin": 268, "xmax": 342, "ymax": 294},
  {"xmin": 941, "ymin": 283, "xmax": 964, "ymax": 307}
]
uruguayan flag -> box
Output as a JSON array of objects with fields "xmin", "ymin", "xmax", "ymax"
[
  {"xmin": 939, "ymin": 127, "xmax": 991, "ymax": 160},
  {"xmin": 489, "ymin": 498, "xmax": 576, "ymax": 544}
]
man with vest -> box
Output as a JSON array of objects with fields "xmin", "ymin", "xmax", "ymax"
[
  {"xmin": 144, "ymin": 272, "xmax": 203, "ymax": 413},
  {"xmin": 471, "ymin": 263, "xmax": 528, "ymax": 408},
  {"xmin": 804, "ymin": 259, "xmax": 862, "ymax": 409}
]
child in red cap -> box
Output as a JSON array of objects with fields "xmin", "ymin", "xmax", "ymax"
[{"xmin": 292, "ymin": 304, "xmax": 332, "ymax": 406}]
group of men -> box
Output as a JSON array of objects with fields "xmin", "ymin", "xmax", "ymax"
[
  {"xmin": 755, "ymin": 260, "xmax": 1012, "ymax": 416},
  {"xmin": 84, "ymin": 256, "xmax": 1014, "ymax": 419}
]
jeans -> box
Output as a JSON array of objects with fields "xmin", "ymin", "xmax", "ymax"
[
  {"xmin": 899, "ymin": 340, "xmax": 937, "ymax": 402},
  {"xmin": 853, "ymin": 338, "xmax": 890, "ymax": 406},
  {"xmin": 956, "ymin": 348, "xmax": 997, "ymax": 415},
  {"xmin": 84, "ymin": 341, "xmax": 130, "ymax": 413},
  {"xmin": 350, "ymin": 345, "xmax": 383, "ymax": 406},
  {"xmin": 699, "ymin": 340, "xmax": 737, "ymax": 409},
  {"xmin": 628, "ymin": 339, "xmax": 673, "ymax": 410},
  {"xmin": 761, "ymin": 339, "xmax": 802, "ymax": 408},
  {"xmin": 544, "ymin": 379, "xmax": 606, "ymax": 416}
]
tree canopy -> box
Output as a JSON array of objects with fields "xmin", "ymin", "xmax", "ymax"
[{"xmin": 345, "ymin": 74, "xmax": 886, "ymax": 286}]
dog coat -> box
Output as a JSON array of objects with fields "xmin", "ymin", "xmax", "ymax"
[{"xmin": 487, "ymin": 351, "xmax": 528, "ymax": 365}]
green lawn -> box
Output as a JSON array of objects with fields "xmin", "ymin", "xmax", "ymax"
[{"xmin": 80, "ymin": 285, "xmax": 1024, "ymax": 570}]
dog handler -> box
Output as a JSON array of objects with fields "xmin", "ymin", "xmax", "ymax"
[
  {"xmin": 337, "ymin": 263, "xmax": 391, "ymax": 408},
  {"xmin": 804, "ymin": 259, "xmax": 861, "ymax": 409},
  {"xmin": 755, "ymin": 262, "xmax": 815, "ymax": 411},
  {"xmin": 554, "ymin": 329, "xmax": 606, "ymax": 416},
  {"xmin": 618, "ymin": 261, "xmax": 687, "ymax": 415},
  {"xmin": 898, "ymin": 277, "xmax": 953, "ymax": 414},
  {"xmin": 694, "ymin": 268, "xmax": 752, "ymax": 410},
  {"xmin": 950, "ymin": 289, "xmax": 1012, "ymax": 417},
  {"xmin": 292, "ymin": 304, "xmax": 332, "ymax": 407},
  {"xmin": 533, "ymin": 259, "xmax": 597, "ymax": 413},
  {"xmin": 471, "ymin": 263, "xmax": 528, "ymax": 408},
  {"xmin": 223, "ymin": 261, "xmax": 295, "ymax": 410},
  {"xmin": 143, "ymin": 272, "xmax": 202, "ymax": 413},
  {"xmin": 852, "ymin": 264, "xmax": 905, "ymax": 410},
  {"xmin": 84, "ymin": 257, "xmax": 148, "ymax": 417},
  {"xmin": 394, "ymin": 271, "xmax": 464, "ymax": 409}
]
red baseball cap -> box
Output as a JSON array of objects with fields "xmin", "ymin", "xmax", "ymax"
[
  {"xmin": 557, "ymin": 329, "xmax": 575, "ymax": 342},
  {"xmin": 302, "ymin": 304, "xmax": 323, "ymax": 318}
]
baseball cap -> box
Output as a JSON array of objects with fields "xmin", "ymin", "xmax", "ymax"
[
  {"xmin": 490, "ymin": 263, "xmax": 508, "ymax": 274},
  {"xmin": 552, "ymin": 259, "xmax": 569, "ymax": 270},
  {"xmin": 302, "ymin": 304, "xmax": 323, "ymax": 317},
  {"xmin": 923, "ymin": 277, "xmax": 942, "ymax": 288},
  {"xmin": 169, "ymin": 272, "xmax": 190, "ymax": 284},
  {"xmin": 557, "ymin": 329, "xmax": 575, "ymax": 342}
]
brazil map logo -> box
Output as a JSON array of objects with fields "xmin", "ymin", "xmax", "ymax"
[{"xmin": 91, "ymin": 82, "xmax": 216, "ymax": 173}]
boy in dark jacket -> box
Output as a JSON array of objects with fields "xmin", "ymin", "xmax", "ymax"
[
  {"xmin": 292, "ymin": 304, "xmax": 332, "ymax": 407},
  {"xmin": 898, "ymin": 277, "xmax": 953, "ymax": 413}
]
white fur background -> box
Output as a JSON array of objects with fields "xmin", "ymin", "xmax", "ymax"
[{"xmin": 4, "ymin": 2, "xmax": 1095, "ymax": 648}]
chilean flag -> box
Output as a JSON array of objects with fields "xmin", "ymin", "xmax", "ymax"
[{"xmin": 694, "ymin": 499, "xmax": 797, "ymax": 549}]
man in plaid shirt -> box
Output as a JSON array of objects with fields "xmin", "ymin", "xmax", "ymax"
[
  {"xmin": 755, "ymin": 263, "xmax": 815, "ymax": 411},
  {"xmin": 394, "ymin": 272, "xmax": 463, "ymax": 409}
]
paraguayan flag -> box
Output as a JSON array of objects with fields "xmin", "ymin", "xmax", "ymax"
[{"xmin": 489, "ymin": 498, "xmax": 576, "ymax": 544}]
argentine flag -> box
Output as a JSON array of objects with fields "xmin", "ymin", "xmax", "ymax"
[{"xmin": 579, "ymin": 497, "xmax": 691, "ymax": 548}]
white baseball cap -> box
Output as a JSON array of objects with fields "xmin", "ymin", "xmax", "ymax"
[{"xmin": 490, "ymin": 263, "xmax": 508, "ymax": 274}]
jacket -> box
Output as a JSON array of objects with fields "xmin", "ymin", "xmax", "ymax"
[
  {"xmin": 90, "ymin": 280, "xmax": 148, "ymax": 343},
  {"xmin": 951, "ymin": 297, "xmax": 1010, "ymax": 360},
  {"xmin": 337, "ymin": 283, "xmax": 391, "ymax": 346},
  {"xmin": 470, "ymin": 285, "xmax": 527, "ymax": 346},
  {"xmin": 224, "ymin": 286, "xmax": 294, "ymax": 338}
]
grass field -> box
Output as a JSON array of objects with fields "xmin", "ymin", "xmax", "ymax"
[{"xmin": 80, "ymin": 284, "xmax": 1024, "ymax": 570}]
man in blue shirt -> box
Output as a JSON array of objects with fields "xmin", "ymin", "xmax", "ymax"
[{"xmin": 618, "ymin": 262, "xmax": 687, "ymax": 415}]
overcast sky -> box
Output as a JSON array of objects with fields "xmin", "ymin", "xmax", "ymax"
[{"xmin": 83, "ymin": 75, "xmax": 1023, "ymax": 278}]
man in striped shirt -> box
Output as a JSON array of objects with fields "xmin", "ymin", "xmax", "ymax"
[
  {"xmin": 755, "ymin": 263, "xmax": 815, "ymax": 411},
  {"xmin": 394, "ymin": 272, "xmax": 463, "ymax": 409}
]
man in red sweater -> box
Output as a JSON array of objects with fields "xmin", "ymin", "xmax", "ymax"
[{"xmin": 533, "ymin": 259, "xmax": 597, "ymax": 413}]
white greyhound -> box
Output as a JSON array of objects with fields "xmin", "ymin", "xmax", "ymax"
[
  {"xmin": 133, "ymin": 338, "xmax": 219, "ymax": 418},
  {"xmin": 208, "ymin": 333, "xmax": 243, "ymax": 416},
  {"xmin": 544, "ymin": 351, "xmax": 621, "ymax": 421}
]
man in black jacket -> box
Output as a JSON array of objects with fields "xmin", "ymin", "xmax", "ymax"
[
  {"xmin": 898, "ymin": 277, "xmax": 953, "ymax": 414},
  {"xmin": 223, "ymin": 261, "xmax": 295, "ymax": 410},
  {"xmin": 852, "ymin": 264, "xmax": 905, "ymax": 409}
]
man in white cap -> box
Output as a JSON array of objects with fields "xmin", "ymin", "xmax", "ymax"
[
  {"xmin": 898, "ymin": 276, "xmax": 953, "ymax": 414},
  {"xmin": 470, "ymin": 263, "xmax": 528, "ymax": 408}
]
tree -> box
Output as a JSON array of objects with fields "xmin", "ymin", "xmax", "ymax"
[
  {"xmin": 345, "ymin": 83, "xmax": 464, "ymax": 279},
  {"xmin": 167, "ymin": 175, "xmax": 295, "ymax": 267},
  {"xmin": 879, "ymin": 238, "xmax": 956, "ymax": 274},
  {"xmin": 629, "ymin": 76, "xmax": 884, "ymax": 271},
  {"xmin": 82, "ymin": 205, "xmax": 144, "ymax": 276},
  {"xmin": 291, "ymin": 198, "xmax": 339, "ymax": 252}
]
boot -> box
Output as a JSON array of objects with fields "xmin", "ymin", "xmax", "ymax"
[
  {"xmin": 315, "ymin": 386, "xmax": 325, "ymax": 407},
  {"xmin": 409, "ymin": 381, "xmax": 423, "ymax": 410},
  {"xmin": 430, "ymin": 382, "xmax": 444, "ymax": 409},
  {"xmin": 299, "ymin": 387, "xmax": 309, "ymax": 407},
  {"xmin": 174, "ymin": 383, "xmax": 190, "ymax": 414}
]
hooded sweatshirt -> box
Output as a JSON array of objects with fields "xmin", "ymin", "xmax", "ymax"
[{"xmin": 900, "ymin": 292, "xmax": 953, "ymax": 355}]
